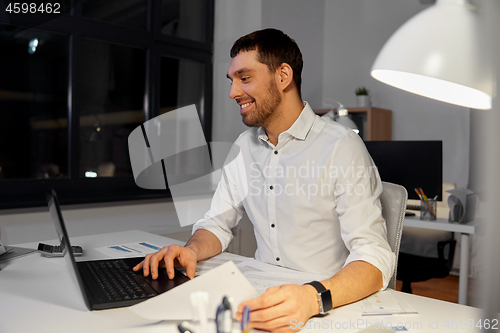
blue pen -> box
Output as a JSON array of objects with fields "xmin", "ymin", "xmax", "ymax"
[{"xmin": 241, "ymin": 306, "xmax": 251, "ymax": 333}]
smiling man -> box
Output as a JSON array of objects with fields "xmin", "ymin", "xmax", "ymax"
[{"xmin": 134, "ymin": 28, "xmax": 395, "ymax": 332}]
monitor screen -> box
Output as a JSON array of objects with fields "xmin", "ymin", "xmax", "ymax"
[{"xmin": 364, "ymin": 141, "xmax": 443, "ymax": 201}]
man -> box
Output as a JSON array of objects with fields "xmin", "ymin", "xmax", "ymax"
[{"xmin": 134, "ymin": 28, "xmax": 394, "ymax": 332}]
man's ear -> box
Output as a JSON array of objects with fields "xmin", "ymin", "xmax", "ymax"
[{"xmin": 276, "ymin": 63, "xmax": 294, "ymax": 92}]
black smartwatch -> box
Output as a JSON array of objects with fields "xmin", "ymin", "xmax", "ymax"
[{"xmin": 305, "ymin": 281, "xmax": 332, "ymax": 315}]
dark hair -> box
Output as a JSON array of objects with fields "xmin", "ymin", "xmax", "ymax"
[{"xmin": 230, "ymin": 28, "xmax": 303, "ymax": 96}]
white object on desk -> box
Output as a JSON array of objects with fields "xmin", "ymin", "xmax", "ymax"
[
  {"xmin": 129, "ymin": 261, "xmax": 258, "ymax": 321},
  {"xmin": 404, "ymin": 216, "xmax": 476, "ymax": 305}
]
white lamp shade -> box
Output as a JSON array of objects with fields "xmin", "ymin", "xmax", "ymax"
[{"xmin": 371, "ymin": 0, "xmax": 492, "ymax": 109}]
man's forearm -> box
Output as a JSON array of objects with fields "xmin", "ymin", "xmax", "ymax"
[
  {"xmin": 306, "ymin": 261, "xmax": 383, "ymax": 311},
  {"xmin": 185, "ymin": 229, "xmax": 223, "ymax": 262}
]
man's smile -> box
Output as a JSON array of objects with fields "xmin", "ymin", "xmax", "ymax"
[{"xmin": 239, "ymin": 100, "xmax": 255, "ymax": 114}]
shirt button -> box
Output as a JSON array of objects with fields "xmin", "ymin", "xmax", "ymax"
[
  {"xmin": 270, "ymin": 185, "xmax": 274, "ymax": 190},
  {"xmin": 276, "ymin": 257, "xmax": 280, "ymax": 261},
  {"xmin": 274, "ymin": 150, "xmax": 278, "ymax": 155},
  {"xmin": 271, "ymin": 224, "xmax": 275, "ymax": 228}
]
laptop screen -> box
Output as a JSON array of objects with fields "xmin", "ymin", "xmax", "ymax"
[{"xmin": 45, "ymin": 189, "xmax": 92, "ymax": 310}]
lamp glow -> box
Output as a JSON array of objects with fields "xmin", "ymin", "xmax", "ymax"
[
  {"xmin": 372, "ymin": 70, "xmax": 492, "ymax": 110},
  {"xmin": 371, "ymin": 0, "xmax": 492, "ymax": 110}
]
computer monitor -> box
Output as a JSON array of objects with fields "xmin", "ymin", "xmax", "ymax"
[{"xmin": 364, "ymin": 141, "xmax": 443, "ymax": 201}]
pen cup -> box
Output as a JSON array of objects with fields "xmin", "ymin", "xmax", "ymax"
[{"xmin": 420, "ymin": 199, "xmax": 437, "ymax": 221}]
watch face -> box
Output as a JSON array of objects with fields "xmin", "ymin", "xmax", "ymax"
[{"xmin": 320, "ymin": 289, "xmax": 333, "ymax": 312}]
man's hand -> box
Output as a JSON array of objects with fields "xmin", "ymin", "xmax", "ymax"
[
  {"xmin": 235, "ymin": 284, "xmax": 319, "ymax": 332},
  {"xmin": 132, "ymin": 244, "xmax": 198, "ymax": 280}
]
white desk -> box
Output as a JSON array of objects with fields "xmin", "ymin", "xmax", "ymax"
[
  {"xmin": 0, "ymin": 230, "xmax": 490, "ymax": 333},
  {"xmin": 404, "ymin": 216, "xmax": 476, "ymax": 305}
]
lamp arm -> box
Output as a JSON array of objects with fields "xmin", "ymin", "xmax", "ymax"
[{"xmin": 323, "ymin": 98, "xmax": 346, "ymax": 113}]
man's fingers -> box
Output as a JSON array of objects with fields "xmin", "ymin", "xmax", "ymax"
[
  {"xmin": 140, "ymin": 247, "xmax": 169, "ymax": 279},
  {"xmin": 142, "ymin": 254, "xmax": 152, "ymax": 277},
  {"xmin": 237, "ymin": 286, "xmax": 282, "ymax": 313},
  {"xmin": 184, "ymin": 260, "xmax": 196, "ymax": 279},
  {"xmin": 132, "ymin": 260, "xmax": 144, "ymax": 271},
  {"xmin": 135, "ymin": 245, "xmax": 196, "ymax": 280},
  {"xmin": 149, "ymin": 252, "xmax": 163, "ymax": 279},
  {"xmin": 249, "ymin": 313, "xmax": 292, "ymax": 332},
  {"xmin": 163, "ymin": 245, "xmax": 182, "ymax": 279}
]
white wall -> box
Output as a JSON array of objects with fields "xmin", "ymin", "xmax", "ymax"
[
  {"xmin": 261, "ymin": 0, "xmax": 325, "ymax": 109},
  {"xmin": 322, "ymin": 0, "xmax": 470, "ymax": 188},
  {"xmin": 212, "ymin": 0, "xmax": 262, "ymax": 144}
]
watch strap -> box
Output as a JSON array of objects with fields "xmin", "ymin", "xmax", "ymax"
[{"xmin": 305, "ymin": 281, "xmax": 332, "ymax": 314}]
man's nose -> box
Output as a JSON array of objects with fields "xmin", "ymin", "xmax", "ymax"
[{"xmin": 229, "ymin": 81, "xmax": 242, "ymax": 100}]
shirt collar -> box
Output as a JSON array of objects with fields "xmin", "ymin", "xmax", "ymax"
[
  {"xmin": 257, "ymin": 101, "xmax": 316, "ymax": 144},
  {"xmin": 285, "ymin": 101, "xmax": 315, "ymax": 141}
]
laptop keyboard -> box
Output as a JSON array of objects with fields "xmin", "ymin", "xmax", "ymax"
[{"xmin": 86, "ymin": 260, "xmax": 157, "ymax": 302}]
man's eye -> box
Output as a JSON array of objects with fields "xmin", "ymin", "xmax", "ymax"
[{"xmin": 241, "ymin": 77, "xmax": 249, "ymax": 82}]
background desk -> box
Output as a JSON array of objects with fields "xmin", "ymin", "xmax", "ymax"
[
  {"xmin": 0, "ymin": 230, "xmax": 489, "ymax": 333},
  {"xmin": 404, "ymin": 216, "xmax": 476, "ymax": 305}
]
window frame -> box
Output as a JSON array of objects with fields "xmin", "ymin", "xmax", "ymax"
[{"xmin": 0, "ymin": 0, "xmax": 214, "ymax": 209}]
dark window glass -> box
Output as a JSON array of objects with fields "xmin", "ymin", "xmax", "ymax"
[
  {"xmin": 161, "ymin": 0, "xmax": 206, "ymax": 43},
  {"xmin": 80, "ymin": 39, "xmax": 146, "ymax": 178},
  {"xmin": 0, "ymin": 1, "xmax": 213, "ymax": 209},
  {"xmin": 0, "ymin": 24, "xmax": 69, "ymax": 180},
  {"xmin": 160, "ymin": 56, "xmax": 204, "ymax": 114},
  {"xmin": 82, "ymin": 0, "xmax": 148, "ymax": 30}
]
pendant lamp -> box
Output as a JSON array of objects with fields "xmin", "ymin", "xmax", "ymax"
[{"xmin": 371, "ymin": 0, "xmax": 492, "ymax": 110}]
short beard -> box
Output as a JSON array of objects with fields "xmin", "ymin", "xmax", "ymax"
[{"xmin": 242, "ymin": 78, "xmax": 282, "ymax": 128}]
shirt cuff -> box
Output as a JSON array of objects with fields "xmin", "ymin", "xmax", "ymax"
[{"xmin": 192, "ymin": 219, "xmax": 233, "ymax": 252}]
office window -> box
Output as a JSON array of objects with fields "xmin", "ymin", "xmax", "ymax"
[
  {"xmin": 160, "ymin": 0, "xmax": 206, "ymax": 43},
  {"xmin": 82, "ymin": 0, "xmax": 148, "ymax": 30},
  {"xmin": 0, "ymin": 1, "xmax": 214, "ymax": 208},
  {"xmin": 0, "ymin": 25, "xmax": 69, "ymax": 180},
  {"xmin": 79, "ymin": 40, "xmax": 146, "ymax": 178},
  {"xmin": 160, "ymin": 56, "xmax": 204, "ymax": 114}
]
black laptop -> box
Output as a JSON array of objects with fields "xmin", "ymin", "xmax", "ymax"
[{"xmin": 44, "ymin": 188, "xmax": 190, "ymax": 310}]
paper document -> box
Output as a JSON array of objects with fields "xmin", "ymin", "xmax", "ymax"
[
  {"xmin": 358, "ymin": 291, "xmax": 418, "ymax": 316},
  {"xmin": 195, "ymin": 251, "xmax": 253, "ymax": 276},
  {"xmin": 235, "ymin": 259, "xmax": 330, "ymax": 295},
  {"xmin": 95, "ymin": 241, "xmax": 163, "ymax": 258},
  {"xmin": 129, "ymin": 261, "xmax": 258, "ymax": 320}
]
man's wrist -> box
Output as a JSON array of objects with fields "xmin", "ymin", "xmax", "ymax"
[
  {"xmin": 304, "ymin": 281, "xmax": 333, "ymax": 315},
  {"xmin": 183, "ymin": 244, "xmax": 199, "ymax": 262},
  {"xmin": 303, "ymin": 284, "xmax": 321, "ymax": 317}
]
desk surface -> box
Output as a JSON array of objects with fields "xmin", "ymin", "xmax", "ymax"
[
  {"xmin": 404, "ymin": 215, "xmax": 476, "ymax": 234},
  {"xmin": 0, "ymin": 230, "xmax": 492, "ymax": 333}
]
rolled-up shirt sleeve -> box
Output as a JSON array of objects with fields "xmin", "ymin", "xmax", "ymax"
[
  {"xmin": 331, "ymin": 131, "xmax": 395, "ymax": 289},
  {"xmin": 192, "ymin": 145, "xmax": 246, "ymax": 251}
]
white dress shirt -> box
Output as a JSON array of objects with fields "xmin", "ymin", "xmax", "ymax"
[{"xmin": 193, "ymin": 102, "xmax": 395, "ymax": 288}]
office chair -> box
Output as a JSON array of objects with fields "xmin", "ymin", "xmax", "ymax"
[
  {"xmin": 380, "ymin": 181, "xmax": 408, "ymax": 290},
  {"xmin": 397, "ymin": 235, "xmax": 456, "ymax": 293}
]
